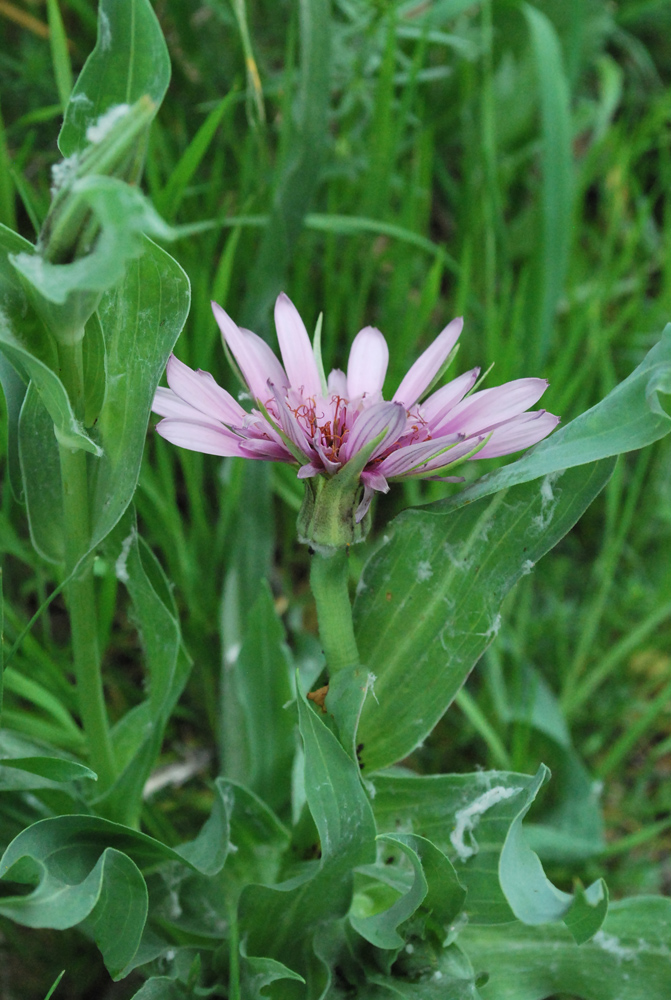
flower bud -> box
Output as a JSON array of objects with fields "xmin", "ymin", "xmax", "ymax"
[
  {"xmin": 10, "ymin": 98, "xmax": 164, "ymax": 345},
  {"xmin": 42, "ymin": 96, "xmax": 156, "ymax": 267}
]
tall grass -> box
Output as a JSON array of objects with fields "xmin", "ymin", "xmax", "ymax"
[{"xmin": 1, "ymin": 0, "xmax": 670, "ymax": 991}]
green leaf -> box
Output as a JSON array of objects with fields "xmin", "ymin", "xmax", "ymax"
[
  {"xmin": 124, "ymin": 784, "xmax": 231, "ymax": 948},
  {"xmin": 58, "ymin": 0, "xmax": 170, "ymax": 158},
  {"xmin": 10, "ymin": 177, "xmax": 175, "ymax": 306},
  {"xmin": 523, "ymin": 3, "xmax": 574, "ymax": 364},
  {"xmin": 82, "ymin": 310, "xmax": 107, "ymax": 427},
  {"xmin": 96, "ymin": 508, "xmax": 190, "ymax": 826},
  {"xmin": 240, "ymin": 694, "xmax": 376, "ymax": 971},
  {"xmin": 460, "ymin": 896, "xmax": 671, "ymax": 1000},
  {"xmin": 129, "ymin": 979, "xmax": 189, "ymax": 1000},
  {"xmin": 6, "ymin": 334, "xmax": 100, "ymax": 454},
  {"xmin": 239, "ymin": 951, "xmax": 305, "ymax": 1000},
  {"xmin": 83, "ymin": 849, "xmax": 148, "ymax": 979},
  {"xmin": 46, "ymin": 0, "xmax": 73, "ymax": 109},
  {"xmin": 18, "ymin": 383, "xmax": 64, "ymax": 563},
  {"xmin": 220, "ymin": 778, "xmax": 290, "ymax": 898},
  {"xmin": 0, "ymin": 785, "xmax": 229, "ymax": 969},
  {"xmin": 4, "ymin": 228, "xmax": 188, "ymax": 592},
  {"xmin": 443, "ymin": 325, "xmax": 671, "ymax": 511},
  {"xmin": 497, "ymin": 667, "xmax": 605, "ymax": 863},
  {"xmin": 365, "ymin": 945, "xmax": 483, "ymax": 999},
  {"xmin": 371, "ymin": 769, "xmax": 539, "ymax": 925},
  {"xmin": 0, "ymin": 97, "xmax": 17, "ymax": 232},
  {"xmin": 563, "ymin": 881, "xmax": 610, "ymax": 946},
  {"xmin": 0, "ymin": 844, "xmax": 147, "ymax": 979},
  {"xmin": 0, "ymin": 715, "xmax": 84, "ymax": 782},
  {"xmin": 499, "ymin": 766, "xmax": 607, "ymax": 943},
  {"xmin": 352, "ymin": 459, "xmax": 614, "ymax": 772},
  {"xmin": 0, "ymin": 224, "xmax": 101, "ymax": 456},
  {"xmin": 89, "ymin": 238, "xmax": 190, "ymax": 550},
  {"xmin": 524, "ymin": 746, "xmax": 604, "ymax": 863},
  {"xmin": 221, "ymin": 461, "xmax": 275, "ymax": 750},
  {"xmin": 326, "ymin": 663, "xmax": 377, "ymax": 763},
  {"xmin": 399, "ymin": 833, "xmax": 466, "ymax": 930},
  {"xmin": 0, "ymin": 348, "xmax": 27, "ymax": 502},
  {"xmin": 297, "ymin": 691, "xmax": 376, "ymax": 867},
  {"xmin": 176, "ymin": 778, "xmax": 232, "ymax": 878},
  {"xmin": 220, "ymin": 583, "xmax": 295, "ymax": 814},
  {"xmin": 0, "ymin": 567, "xmax": 3, "ymax": 715},
  {"xmin": 352, "ymin": 840, "xmax": 429, "ymax": 951},
  {"xmin": 0, "ymin": 757, "xmax": 96, "ymax": 784},
  {"xmin": 352, "ymin": 833, "xmax": 465, "ymax": 950}
]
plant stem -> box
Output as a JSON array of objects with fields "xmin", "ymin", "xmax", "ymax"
[
  {"xmin": 58, "ymin": 340, "xmax": 116, "ymax": 790},
  {"xmin": 310, "ymin": 548, "xmax": 360, "ymax": 674}
]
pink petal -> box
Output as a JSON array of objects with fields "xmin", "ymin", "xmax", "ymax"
[
  {"xmin": 267, "ymin": 380, "xmax": 314, "ymax": 458},
  {"xmin": 361, "ymin": 469, "xmax": 389, "ymax": 493},
  {"xmin": 392, "ymin": 317, "xmax": 463, "ymax": 408},
  {"xmin": 239, "ymin": 438, "xmax": 294, "ymax": 461},
  {"xmin": 156, "ymin": 418, "xmax": 242, "ymax": 457},
  {"xmin": 240, "ymin": 410, "xmax": 283, "ymax": 440},
  {"xmin": 212, "ymin": 301, "xmax": 288, "ymax": 402},
  {"xmin": 298, "ymin": 462, "xmax": 322, "ymax": 479},
  {"xmin": 421, "ymin": 368, "xmax": 481, "ymax": 428},
  {"xmin": 274, "ymin": 293, "xmax": 322, "ymax": 398},
  {"xmin": 152, "ymin": 386, "xmax": 201, "ymax": 420},
  {"xmin": 314, "ymin": 439, "xmax": 342, "ymax": 474},
  {"xmin": 347, "ymin": 326, "xmax": 389, "ymax": 399},
  {"xmin": 327, "ymin": 368, "xmax": 348, "ymax": 397},
  {"xmin": 340, "ymin": 401, "xmax": 407, "ymax": 463},
  {"xmin": 475, "ymin": 410, "xmax": 560, "ymax": 458},
  {"xmin": 355, "ymin": 483, "xmax": 376, "ymax": 523},
  {"xmin": 166, "ymin": 354, "xmax": 246, "ymax": 424},
  {"xmin": 434, "ymin": 378, "xmax": 549, "ymax": 437},
  {"xmin": 412, "ymin": 435, "xmax": 486, "ymax": 474},
  {"xmin": 376, "ymin": 434, "xmax": 464, "ymax": 478}
]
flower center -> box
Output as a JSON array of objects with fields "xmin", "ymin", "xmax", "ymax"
[{"xmin": 290, "ymin": 394, "xmax": 350, "ymax": 462}]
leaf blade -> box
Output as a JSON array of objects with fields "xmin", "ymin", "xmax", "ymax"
[
  {"xmin": 58, "ymin": 0, "xmax": 170, "ymax": 158},
  {"xmin": 441, "ymin": 326, "xmax": 671, "ymax": 511},
  {"xmin": 352, "ymin": 460, "xmax": 614, "ymax": 772}
]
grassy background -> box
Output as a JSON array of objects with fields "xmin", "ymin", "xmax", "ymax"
[{"xmin": 1, "ymin": 0, "xmax": 671, "ymax": 995}]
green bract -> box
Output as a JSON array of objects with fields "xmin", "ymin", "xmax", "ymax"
[{"xmin": 297, "ymin": 465, "xmax": 373, "ymax": 552}]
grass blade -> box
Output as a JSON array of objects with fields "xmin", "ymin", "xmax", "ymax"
[
  {"xmin": 155, "ymin": 92, "xmax": 236, "ymax": 222},
  {"xmin": 241, "ymin": 0, "xmax": 331, "ymax": 332},
  {"xmin": 46, "ymin": 0, "xmax": 73, "ymax": 108},
  {"xmin": 230, "ymin": 0, "xmax": 266, "ymax": 127},
  {"xmin": 0, "ymin": 99, "xmax": 16, "ymax": 230},
  {"xmin": 524, "ymin": 3, "xmax": 574, "ymax": 365}
]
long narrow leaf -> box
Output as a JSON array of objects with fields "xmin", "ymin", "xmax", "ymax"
[
  {"xmin": 46, "ymin": 0, "xmax": 73, "ymax": 108},
  {"xmin": 524, "ymin": 3, "xmax": 574, "ymax": 364}
]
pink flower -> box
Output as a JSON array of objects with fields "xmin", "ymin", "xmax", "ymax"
[{"xmin": 152, "ymin": 293, "xmax": 559, "ymax": 522}]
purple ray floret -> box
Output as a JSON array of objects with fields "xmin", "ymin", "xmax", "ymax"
[{"xmin": 152, "ymin": 293, "xmax": 559, "ymax": 519}]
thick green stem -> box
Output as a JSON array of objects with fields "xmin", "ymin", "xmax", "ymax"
[
  {"xmin": 310, "ymin": 549, "xmax": 360, "ymax": 674},
  {"xmin": 58, "ymin": 341, "xmax": 116, "ymax": 790}
]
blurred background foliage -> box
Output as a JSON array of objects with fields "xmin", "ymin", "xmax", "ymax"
[{"xmin": 1, "ymin": 0, "xmax": 671, "ymax": 994}]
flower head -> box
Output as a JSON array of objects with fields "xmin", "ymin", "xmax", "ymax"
[{"xmin": 152, "ymin": 294, "xmax": 558, "ymax": 547}]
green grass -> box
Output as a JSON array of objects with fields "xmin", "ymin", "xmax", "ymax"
[{"xmin": 1, "ymin": 0, "xmax": 671, "ymax": 993}]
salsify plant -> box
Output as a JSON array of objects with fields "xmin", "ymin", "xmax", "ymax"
[
  {"xmin": 1, "ymin": 2, "xmax": 671, "ymax": 999},
  {"xmin": 153, "ymin": 295, "xmax": 558, "ymax": 547}
]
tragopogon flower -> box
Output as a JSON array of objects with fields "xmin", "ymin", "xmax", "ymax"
[{"xmin": 152, "ymin": 294, "xmax": 558, "ymax": 547}]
